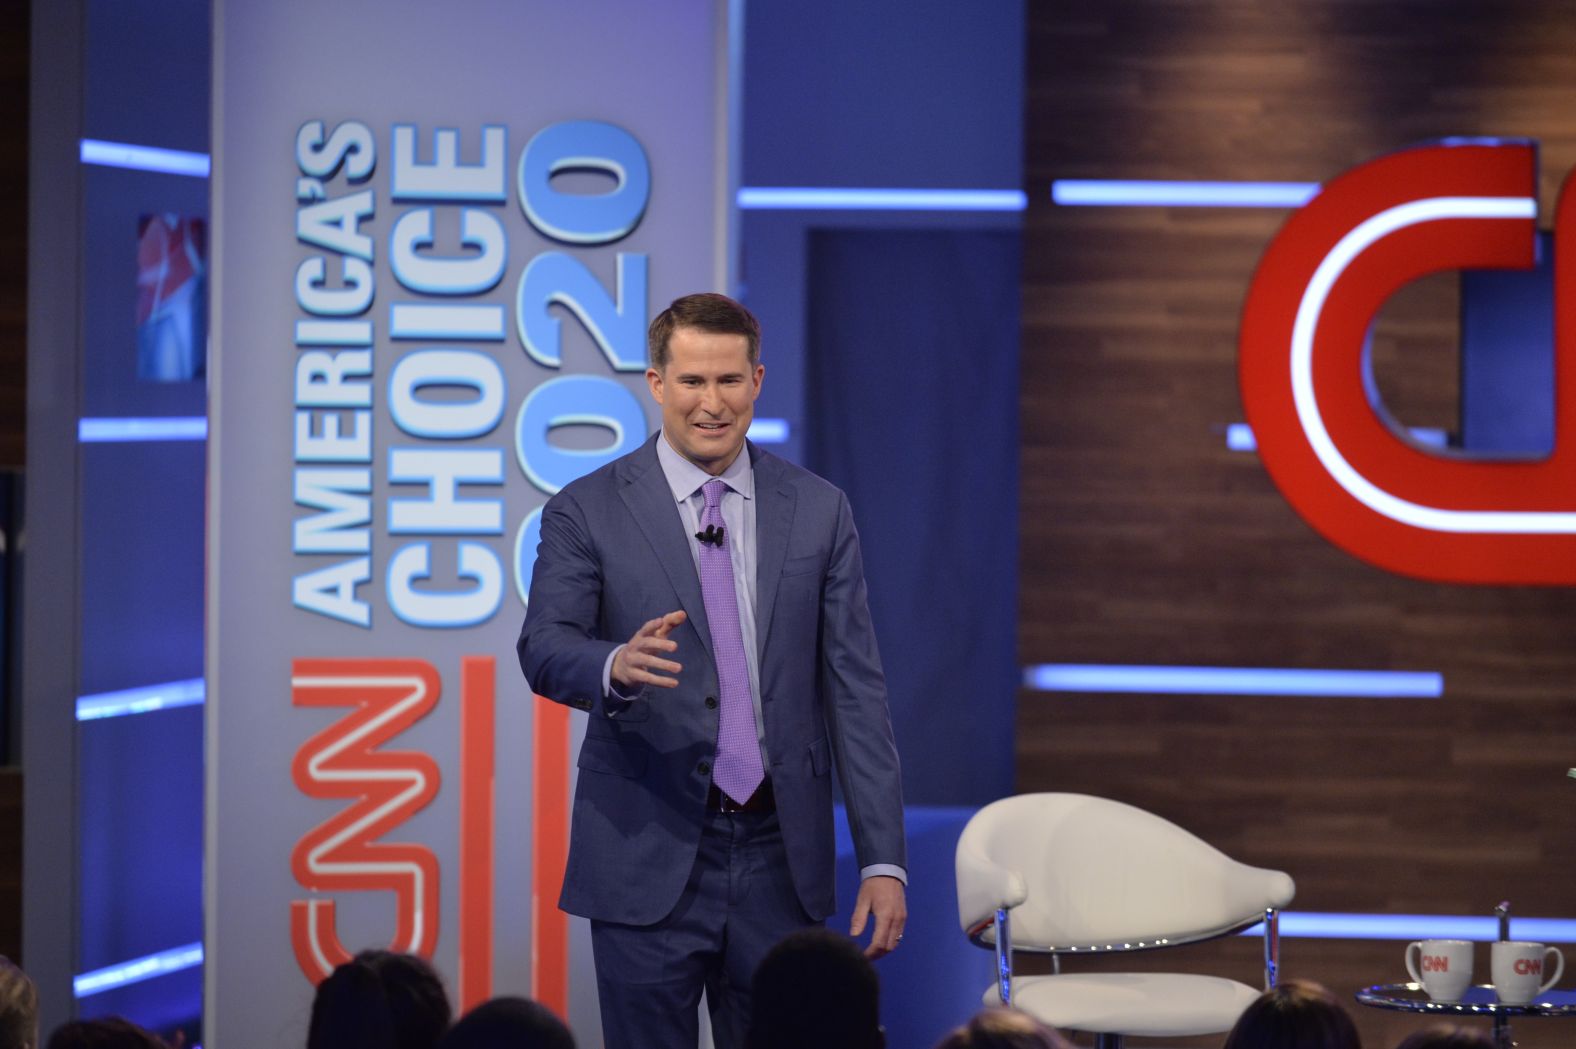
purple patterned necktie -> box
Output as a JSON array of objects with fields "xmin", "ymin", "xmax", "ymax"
[{"xmin": 698, "ymin": 478, "xmax": 765, "ymax": 805}]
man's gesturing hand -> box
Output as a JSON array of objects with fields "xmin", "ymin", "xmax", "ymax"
[
  {"xmin": 849, "ymin": 875, "xmax": 906, "ymax": 959},
  {"xmin": 611, "ymin": 611, "xmax": 687, "ymax": 691}
]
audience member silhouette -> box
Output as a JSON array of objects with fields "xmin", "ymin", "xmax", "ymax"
[
  {"xmin": 45, "ymin": 1019, "xmax": 166, "ymax": 1049},
  {"xmin": 931, "ymin": 1007, "xmax": 1073, "ymax": 1049},
  {"xmin": 746, "ymin": 928, "xmax": 883, "ymax": 1049},
  {"xmin": 1221, "ymin": 979, "xmax": 1362, "ymax": 1049},
  {"xmin": 437, "ymin": 997, "xmax": 574, "ymax": 1049},
  {"xmin": 1392, "ymin": 1026, "xmax": 1493, "ymax": 1049},
  {"xmin": 0, "ymin": 957, "xmax": 37, "ymax": 1049},
  {"xmin": 306, "ymin": 949, "xmax": 451, "ymax": 1049}
]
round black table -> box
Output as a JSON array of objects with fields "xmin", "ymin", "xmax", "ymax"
[{"xmin": 1356, "ymin": 982, "xmax": 1576, "ymax": 1048}]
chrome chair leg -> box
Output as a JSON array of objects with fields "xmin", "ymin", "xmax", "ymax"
[
  {"xmin": 1263, "ymin": 907, "xmax": 1281, "ymax": 989},
  {"xmin": 993, "ymin": 908, "xmax": 1013, "ymax": 1005}
]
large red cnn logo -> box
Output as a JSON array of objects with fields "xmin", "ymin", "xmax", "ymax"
[
  {"xmin": 290, "ymin": 660, "xmax": 444, "ymax": 980},
  {"xmin": 287, "ymin": 656, "xmax": 572, "ymax": 1017},
  {"xmin": 1240, "ymin": 140, "xmax": 1576, "ymax": 584}
]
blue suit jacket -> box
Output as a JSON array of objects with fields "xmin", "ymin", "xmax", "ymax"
[{"xmin": 517, "ymin": 435, "xmax": 906, "ymax": 925}]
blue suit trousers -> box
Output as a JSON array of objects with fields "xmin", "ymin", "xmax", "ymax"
[{"xmin": 589, "ymin": 808, "xmax": 817, "ymax": 1049}]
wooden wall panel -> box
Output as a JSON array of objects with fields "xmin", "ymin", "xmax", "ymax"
[{"xmin": 1023, "ymin": 3, "xmax": 1576, "ymax": 1044}]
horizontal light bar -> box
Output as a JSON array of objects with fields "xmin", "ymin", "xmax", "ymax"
[
  {"xmin": 79, "ymin": 417, "xmax": 208, "ymax": 442},
  {"xmin": 738, "ymin": 187, "xmax": 1027, "ymax": 212},
  {"xmin": 1025, "ymin": 664, "xmax": 1444, "ymax": 698},
  {"xmin": 1227, "ymin": 423, "xmax": 1449, "ymax": 452},
  {"xmin": 75, "ymin": 942, "xmax": 204, "ymax": 997},
  {"xmin": 80, "ymin": 139, "xmax": 211, "ymax": 178},
  {"xmin": 77, "ymin": 678, "xmax": 205, "ymax": 721},
  {"xmin": 1052, "ymin": 180, "xmax": 1320, "ymax": 208},
  {"xmin": 1239, "ymin": 913, "xmax": 1576, "ymax": 942},
  {"xmin": 747, "ymin": 417, "xmax": 789, "ymax": 443}
]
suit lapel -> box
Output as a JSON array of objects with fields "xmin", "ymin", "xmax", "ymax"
[
  {"xmin": 618, "ymin": 440, "xmax": 713, "ymax": 658},
  {"xmin": 751, "ymin": 447, "xmax": 796, "ymax": 663}
]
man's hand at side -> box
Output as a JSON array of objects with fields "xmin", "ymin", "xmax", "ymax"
[
  {"xmin": 611, "ymin": 611, "xmax": 687, "ymax": 691},
  {"xmin": 850, "ymin": 875, "xmax": 907, "ymax": 959}
]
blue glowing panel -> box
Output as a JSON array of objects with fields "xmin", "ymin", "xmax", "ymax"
[
  {"xmin": 737, "ymin": 187, "xmax": 1026, "ymax": 211},
  {"xmin": 79, "ymin": 417, "xmax": 208, "ymax": 442},
  {"xmin": 1052, "ymin": 180, "xmax": 1320, "ymax": 208},
  {"xmin": 1025, "ymin": 664, "xmax": 1444, "ymax": 698},
  {"xmin": 79, "ymin": 139, "xmax": 211, "ymax": 178},
  {"xmin": 79, "ymin": 708, "xmax": 203, "ymax": 975}
]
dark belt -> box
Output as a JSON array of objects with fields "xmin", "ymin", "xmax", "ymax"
[{"xmin": 707, "ymin": 779, "xmax": 775, "ymax": 814}]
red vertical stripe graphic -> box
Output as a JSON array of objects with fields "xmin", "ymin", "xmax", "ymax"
[
  {"xmin": 531, "ymin": 697, "xmax": 572, "ymax": 1017},
  {"xmin": 458, "ymin": 656, "xmax": 496, "ymax": 1011}
]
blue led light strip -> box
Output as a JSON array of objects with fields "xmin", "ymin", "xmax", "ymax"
[
  {"xmin": 82, "ymin": 415, "xmax": 771, "ymax": 445},
  {"xmin": 738, "ymin": 187, "xmax": 1027, "ymax": 212},
  {"xmin": 75, "ymin": 942, "xmax": 204, "ymax": 997},
  {"xmin": 1052, "ymin": 180, "xmax": 1320, "ymax": 208},
  {"xmin": 77, "ymin": 678, "xmax": 205, "ymax": 721},
  {"xmin": 1024, "ymin": 664, "xmax": 1444, "ymax": 698},
  {"xmin": 1227, "ymin": 423, "xmax": 1448, "ymax": 452},
  {"xmin": 79, "ymin": 139, "xmax": 211, "ymax": 178},
  {"xmin": 1241, "ymin": 913, "xmax": 1576, "ymax": 942},
  {"xmin": 79, "ymin": 417, "xmax": 208, "ymax": 443},
  {"xmin": 746, "ymin": 418, "xmax": 789, "ymax": 443}
]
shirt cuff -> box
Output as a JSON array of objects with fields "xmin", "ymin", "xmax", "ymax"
[{"xmin": 860, "ymin": 864, "xmax": 907, "ymax": 886}]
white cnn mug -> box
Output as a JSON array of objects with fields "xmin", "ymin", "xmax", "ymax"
[
  {"xmin": 1406, "ymin": 938, "xmax": 1474, "ymax": 1002},
  {"xmin": 1491, "ymin": 941, "xmax": 1564, "ymax": 1005}
]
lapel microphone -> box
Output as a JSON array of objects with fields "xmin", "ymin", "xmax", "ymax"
[{"xmin": 695, "ymin": 524, "xmax": 726, "ymax": 547}]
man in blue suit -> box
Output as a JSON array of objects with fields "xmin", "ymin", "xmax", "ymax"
[{"xmin": 518, "ymin": 293, "xmax": 906, "ymax": 1049}]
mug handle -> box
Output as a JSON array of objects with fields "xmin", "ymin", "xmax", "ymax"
[
  {"xmin": 1406, "ymin": 942, "xmax": 1425, "ymax": 985},
  {"xmin": 1539, "ymin": 947, "xmax": 1564, "ymax": 993}
]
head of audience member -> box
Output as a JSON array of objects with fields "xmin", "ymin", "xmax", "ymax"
[
  {"xmin": 1392, "ymin": 1026, "xmax": 1494, "ymax": 1049},
  {"xmin": 0, "ymin": 957, "xmax": 37, "ymax": 1049},
  {"xmin": 747, "ymin": 928, "xmax": 883, "ymax": 1049},
  {"xmin": 1222, "ymin": 980, "xmax": 1362, "ymax": 1049},
  {"xmin": 931, "ymin": 1007, "xmax": 1074, "ymax": 1049},
  {"xmin": 436, "ymin": 997, "xmax": 574, "ymax": 1049},
  {"xmin": 45, "ymin": 1019, "xmax": 166, "ymax": 1049},
  {"xmin": 307, "ymin": 949, "xmax": 451, "ymax": 1049}
]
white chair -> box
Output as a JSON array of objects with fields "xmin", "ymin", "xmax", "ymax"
[{"xmin": 956, "ymin": 793, "xmax": 1295, "ymax": 1049}]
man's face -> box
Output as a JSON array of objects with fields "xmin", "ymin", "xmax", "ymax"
[{"xmin": 646, "ymin": 325, "xmax": 764, "ymax": 475}]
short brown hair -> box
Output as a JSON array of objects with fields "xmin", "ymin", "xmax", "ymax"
[
  {"xmin": 647, "ymin": 293, "xmax": 761, "ymax": 371},
  {"xmin": 932, "ymin": 1008, "xmax": 1073, "ymax": 1049},
  {"xmin": 748, "ymin": 929, "xmax": 881, "ymax": 1049},
  {"xmin": 307, "ymin": 950, "xmax": 451, "ymax": 1049},
  {"xmin": 1222, "ymin": 980, "xmax": 1361, "ymax": 1049}
]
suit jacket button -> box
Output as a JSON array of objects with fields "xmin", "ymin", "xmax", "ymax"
[
  {"xmin": 704, "ymin": 696, "xmax": 717, "ymax": 709},
  {"xmin": 697, "ymin": 761, "xmax": 711, "ymax": 775}
]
